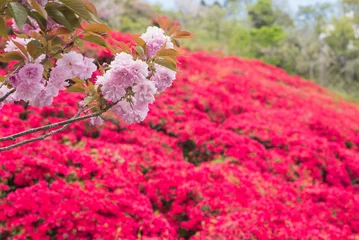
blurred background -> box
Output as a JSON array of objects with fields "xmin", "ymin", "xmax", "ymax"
[{"xmin": 92, "ymin": 0, "xmax": 359, "ymax": 100}]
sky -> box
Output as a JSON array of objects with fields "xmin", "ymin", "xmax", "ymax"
[{"xmin": 144, "ymin": 0, "xmax": 338, "ymax": 12}]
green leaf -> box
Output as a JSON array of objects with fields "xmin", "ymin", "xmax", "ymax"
[
  {"xmin": 43, "ymin": 59, "xmax": 53, "ymax": 70},
  {"xmin": 134, "ymin": 46, "xmax": 145, "ymax": 58},
  {"xmin": 0, "ymin": 51, "xmax": 25, "ymax": 62},
  {"xmin": 81, "ymin": 0, "xmax": 98, "ymax": 17},
  {"xmin": 87, "ymin": 81, "xmax": 95, "ymax": 92},
  {"xmin": 27, "ymin": 40, "xmax": 43, "ymax": 60},
  {"xmin": 31, "ymin": 0, "xmax": 48, "ymax": 19},
  {"xmin": 168, "ymin": 25, "xmax": 181, "ymax": 36},
  {"xmin": 172, "ymin": 38, "xmax": 180, "ymax": 48},
  {"xmin": 45, "ymin": 4, "xmax": 73, "ymax": 31},
  {"xmin": 74, "ymin": 38, "xmax": 84, "ymax": 51},
  {"xmin": 84, "ymin": 23, "xmax": 112, "ymax": 33},
  {"xmin": 0, "ymin": 17, "xmax": 8, "ymax": 39},
  {"xmin": 8, "ymin": 2, "xmax": 28, "ymax": 31},
  {"xmin": 83, "ymin": 34, "xmax": 112, "ymax": 50},
  {"xmin": 133, "ymin": 37, "xmax": 146, "ymax": 48},
  {"xmin": 97, "ymin": 61, "xmax": 104, "ymax": 75},
  {"xmin": 58, "ymin": 5, "xmax": 81, "ymax": 29},
  {"xmin": 156, "ymin": 48, "xmax": 179, "ymax": 57},
  {"xmin": 27, "ymin": 11, "xmax": 47, "ymax": 31},
  {"xmin": 157, "ymin": 16, "xmax": 170, "ymax": 31},
  {"xmin": 13, "ymin": 32, "xmax": 28, "ymax": 38},
  {"xmin": 71, "ymin": 77, "xmax": 85, "ymax": 85},
  {"xmin": 59, "ymin": 0, "xmax": 92, "ymax": 22},
  {"xmin": 174, "ymin": 31, "xmax": 193, "ymax": 39},
  {"xmin": 154, "ymin": 57, "xmax": 177, "ymax": 72},
  {"xmin": 50, "ymin": 36, "xmax": 63, "ymax": 47},
  {"xmin": 67, "ymin": 84, "xmax": 85, "ymax": 93},
  {"xmin": 12, "ymin": 40, "xmax": 28, "ymax": 58},
  {"xmin": 50, "ymin": 27, "xmax": 71, "ymax": 35},
  {"xmin": 83, "ymin": 96, "xmax": 95, "ymax": 106}
]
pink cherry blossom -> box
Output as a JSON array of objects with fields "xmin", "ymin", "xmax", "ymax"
[
  {"xmin": 29, "ymin": 89, "xmax": 54, "ymax": 107},
  {"xmin": 90, "ymin": 116, "xmax": 104, "ymax": 126},
  {"xmin": 56, "ymin": 51, "xmax": 84, "ymax": 77},
  {"xmin": 110, "ymin": 52, "xmax": 148, "ymax": 87},
  {"xmin": 7, "ymin": 73, "xmax": 20, "ymax": 88},
  {"xmin": 151, "ymin": 64, "xmax": 176, "ymax": 93},
  {"xmin": 13, "ymin": 82, "xmax": 43, "ymax": 102},
  {"xmin": 77, "ymin": 57, "xmax": 97, "ymax": 80},
  {"xmin": 140, "ymin": 26, "xmax": 174, "ymax": 57},
  {"xmin": 133, "ymin": 80, "xmax": 156, "ymax": 103},
  {"xmin": 98, "ymin": 52, "xmax": 148, "ymax": 102},
  {"xmin": 18, "ymin": 63, "xmax": 44, "ymax": 84},
  {"xmin": 111, "ymin": 100, "xmax": 149, "ymax": 124},
  {"xmin": 57, "ymin": 51, "xmax": 97, "ymax": 80}
]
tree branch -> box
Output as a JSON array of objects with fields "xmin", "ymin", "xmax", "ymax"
[
  {"xmin": 0, "ymin": 88, "xmax": 15, "ymax": 103},
  {"xmin": 0, "ymin": 101, "xmax": 118, "ymax": 144},
  {"xmin": 41, "ymin": 41, "xmax": 74, "ymax": 64},
  {"xmin": 0, "ymin": 109, "xmax": 83, "ymax": 152}
]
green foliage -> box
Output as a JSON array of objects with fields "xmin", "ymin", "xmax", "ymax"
[
  {"xmin": 95, "ymin": 0, "xmax": 359, "ymax": 97},
  {"xmin": 248, "ymin": 0, "xmax": 276, "ymax": 28},
  {"xmin": 250, "ymin": 25, "xmax": 286, "ymax": 47},
  {"xmin": 119, "ymin": 15, "xmax": 150, "ymax": 33}
]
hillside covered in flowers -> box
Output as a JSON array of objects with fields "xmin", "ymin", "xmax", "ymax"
[{"xmin": 1, "ymin": 32, "xmax": 359, "ymax": 239}]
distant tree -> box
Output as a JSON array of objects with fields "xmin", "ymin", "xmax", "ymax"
[{"xmin": 248, "ymin": 0, "xmax": 276, "ymax": 28}]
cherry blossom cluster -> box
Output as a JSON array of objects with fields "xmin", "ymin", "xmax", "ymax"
[
  {"xmin": 2, "ymin": 38, "xmax": 97, "ymax": 108},
  {"xmin": 0, "ymin": 25, "xmax": 177, "ymax": 127},
  {"xmin": 93, "ymin": 26, "xmax": 177, "ymax": 125}
]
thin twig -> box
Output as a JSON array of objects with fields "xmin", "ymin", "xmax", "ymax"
[
  {"xmin": 0, "ymin": 109, "xmax": 83, "ymax": 152},
  {"xmin": 0, "ymin": 102, "xmax": 117, "ymax": 143},
  {"xmin": 0, "ymin": 88, "xmax": 15, "ymax": 103}
]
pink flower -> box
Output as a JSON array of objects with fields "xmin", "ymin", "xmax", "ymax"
[
  {"xmin": 110, "ymin": 52, "xmax": 148, "ymax": 87},
  {"xmin": 90, "ymin": 117, "xmax": 104, "ymax": 126},
  {"xmin": 101, "ymin": 82, "xmax": 126, "ymax": 102},
  {"xmin": 56, "ymin": 51, "xmax": 84, "ymax": 77},
  {"xmin": 133, "ymin": 81, "xmax": 156, "ymax": 104},
  {"xmin": 7, "ymin": 74, "xmax": 20, "ymax": 88},
  {"xmin": 140, "ymin": 26, "xmax": 174, "ymax": 57},
  {"xmin": 98, "ymin": 53, "xmax": 149, "ymax": 102},
  {"xmin": 77, "ymin": 57, "xmax": 97, "ymax": 80},
  {"xmin": 111, "ymin": 100, "xmax": 149, "ymax": 124},
  {"xmin": 29, "ymin": 89, "xmax": 54, "ymax": 107},
  {"xmin": 151, "ymin": 64, "xmax": 176, "ymax": 93},
  {"xmin": 13, "ymin": 82, "xmax": 43, "ymax": 102},
  {"xmin": 112, "ymin": 52, "xmax": 136, "ymax": 68},
  {"xmin": 57, "ymin": 52, "xmax": 97, "ymax": 80},
  {"xmin": 18, "ymin": 63, "xmax": 44, "ymax": 84}
]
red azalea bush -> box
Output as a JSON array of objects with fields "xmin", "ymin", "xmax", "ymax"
[{"xmin": 2, "ymin": 31, "xmax": 359, "ymax": 239}]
